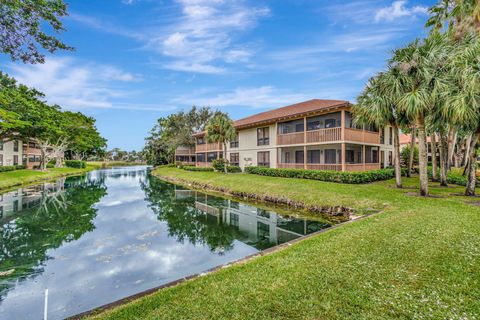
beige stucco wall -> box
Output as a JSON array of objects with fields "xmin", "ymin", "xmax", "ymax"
[
  {"xmin": 227, "ymin": 124, "xmax": 277, "ymax": 170},
  {"xmin": 0, "ymin": 140, "xmax": 23, "ymax": 166}
]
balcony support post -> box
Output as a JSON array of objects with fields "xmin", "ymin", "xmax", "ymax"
[
  {"xmin": 341, "ymin": 110, "xmax": 345, "ymax": 141},
  {"xmin": 362, "ymin": 144, "xmax": 366, "ymax": 171},
  {"xmin": 341, "ymin": 143, "xmax": 346, "ymax": 172},
  {"xmin": 304, "ymin": 145, "xmax": 307, "ymax": 170}
]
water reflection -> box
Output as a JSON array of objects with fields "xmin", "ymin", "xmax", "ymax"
[
  {"xmin": 0, "ymin": 166, "xmax": 336, "ymax": 319},
  {"xmin": 142, "ymin": 176, "xmax": 333, "ymax": 253}
]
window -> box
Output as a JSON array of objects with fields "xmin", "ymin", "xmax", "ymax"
[
  {"xmin": 197, "ymin": 137, "xmax": 206, "ymax": 145},
  {"xmin": 0, "ymin": 141, "xmax": 3, "ymax": 151},
  {"xmin": 230, "ymin": 153, "xmax": 239, "ymax": 166},
  {"xmin": 284, "ymin": 152, "xmax": 291, "ymax": 163},
  {"xmin": 346, "ymin": 150, "xmax": 355, "ymax": 163},
  {"xmin": 29, "ymin": 142, "xmax": 36, "ymax": 148},
  {"xmin": 325, "ymin": 118, "xmax": 337, "ymax": 128},
  {"xmin": 278, "ymin": 120, "xmax": 304, "ymax": 134},
  {"xmin": 372, "ymin": 149, "xmax": 379, "ymax": 163},
  {"xmin": 207, "ymin": 152, "xmax": 218, "ymax": 162},
  {"xmin": 197, "ymin": 153, "xmax": 206, "ymax": 163},
  {"xmin": 388, "ymin": 151, "xmax": 393, "ymax": 166},
  {"xmin": 257, "ymin": 127, "xmax": 270, "ymax": 146},
  {"xmin": 13, "ymin": 141, "xmax": 18, "ymax": 152},
  {"xmin": 389, "ymin": 127, "xmax": 393, "ymax": 145},
  {"xmin": 295, "ymin": 150, "xmax": 304, "ymax": 164},
  {"xmin": 0, "ymin": 206, "xmax": 3, "ymax": 219},
  {"xmin": 380, "ymin": 128, "xmax": 385, "ymax": 144},
  {"xmin": 230, "ymin": 133, "xmax": 239, "ymax": 148},
  {"xmin": 13, "ymin": 155, "xmax": 18, "ymax": 166},
  {"xmin": 307, "ymin": 150, "xmax": 320, "ymax": 164},
  {"xmin": 13, "ymin": 200, "xmax": 18, "ymax": 213},
  {"xmin": 325, "ymin": 149, "xmax": 337, "ymax": 164},
  {"xmin": 257, "ymin": 151, "xmax": 270, "ymax": 167},
  {"xmin": 0, "ymin": 154, "xmax": 3, "ymax": 166}
]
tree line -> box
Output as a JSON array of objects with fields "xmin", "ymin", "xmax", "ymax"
[
  {"xmin": 0, "ymin": 72, "xmax": 107, "ymax": 170},
  {"xmin": 354, "ymin": 0, "xmax": 480, "ymax": 197}
]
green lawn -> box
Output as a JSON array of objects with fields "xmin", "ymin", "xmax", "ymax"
[
  {"xmin": 87, "ymin": 167, "xmax": 480, "ymax": 320},
  {"xmin": 0, "ymin": 166, "xmax": 93, "ymax": 191}
]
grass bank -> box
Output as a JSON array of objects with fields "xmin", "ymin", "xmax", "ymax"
[
  {"xmin": 86, "ymin": 167, "xmax": 480, "ymax": 320},
  {"xmin": 87, "ymin": 161, "xmax": 146, "ymax": 169},
  {"xmin": 0, "ymin": 166, "xmax": 94, "ymax": 192}
]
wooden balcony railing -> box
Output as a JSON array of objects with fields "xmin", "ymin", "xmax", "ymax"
[
  {"xmin": 345, "ymin": 163, "xmax": 381, "ymax": 172},
  {"xmin": 175, "ymin": 148, "xmax": 196, "ymax": 155},
  {"xmin": 306, "ymin": 164, "xmax": 342, "ymax": 171},
  {"xmin": 306, "ymin": 127, "xmax": 341, "ymax": 143},
  {"xmin": 344, "ymin": 128, "xmax": 380, "ymax": 144},
  {"xmin": 195, "ymin": 143, "xmax": 222, "ymax": 153},
  {"xmin": 196, "ymin": 162, "xmax": 212, "ymax": 167},
  {"xmin": 277, "ymin": 132, "xmax": 304, "ymax": 145},
  {"xmin": 278, "ymin": 163, "xmax": 305, "ymax": 169}
]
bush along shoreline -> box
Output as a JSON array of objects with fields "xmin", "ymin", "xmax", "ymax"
[{"xmin": 245, "ymin": 166, "xmax": 395, "ymax": 184}]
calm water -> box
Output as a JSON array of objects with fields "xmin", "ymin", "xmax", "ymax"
[{"xmin": 0, "ymin": 166, "xmax": 336, "ymax": 319}]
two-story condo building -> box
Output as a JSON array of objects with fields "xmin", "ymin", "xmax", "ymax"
[
  {"xmin": 0, "ymin": 139, "xmax": 22, "ymax": 167},
  {"xmin": 176, "ymin": 99, "xmax": 395, "ymax": 172}
]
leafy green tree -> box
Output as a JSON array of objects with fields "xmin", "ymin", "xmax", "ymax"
[
  {"xmin": 206, "ymin": 113, "xmax": 236, "ymax": 173},
  {"xmin": 0, "ymin": 0, "xmax": 73, "ymax": 63}
]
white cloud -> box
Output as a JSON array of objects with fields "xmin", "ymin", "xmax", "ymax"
[
  {"xmin": 9, "ymin": 57, "xmax": 144, "ymax": 110},
  {"xmin": 69, "ymin": 13, "xmax": 144, "ymax": 40},
  {"xmin": 146, "ymin": 0, "xmax": 269, "ymax": 73},
  {"xmin": 173, "ymin": 86, "xmax": 310, "ymax": 109},
  {"xmin": 374, "ymin": 1, "xmax": 428, "ymax": 22}
]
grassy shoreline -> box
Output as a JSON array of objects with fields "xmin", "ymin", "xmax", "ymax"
[
  {"xmin": 0, "ymin": 166, "xmax": 95, "ymax": 192},
  {"xmin": 85, "ymin": 167, "xmax": 480, "ymax": 320}
]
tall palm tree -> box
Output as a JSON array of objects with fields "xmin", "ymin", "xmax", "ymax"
[
  {"xmin": 206, "ymin": 113, "xmax": 236, "ymax": 173},
  {"xmin": 442, "ymin": 33, "xmax": 480, "ymax": 195},
  {"xmin": 389, "ymin": 33, "xmax": 448, "ymax": 196},
  {"xmin": 354, "ymin": 71, "xmax": 405, "ymax": 188}
]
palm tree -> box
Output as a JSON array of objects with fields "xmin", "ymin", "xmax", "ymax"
[
  {"xmin": 206, "ymin": 113, "xmax": 236, "ymax": 173},
  {"xmin": 354, "ymin": 71, "xmax": 405, "ymax": 188},
  {"xmin": 389, "ymin": 34, "xmax": 448, "ymax": 196},
  {"xmin": 442, "ymin": 33, "xmax": 480, "ymax": 195}
]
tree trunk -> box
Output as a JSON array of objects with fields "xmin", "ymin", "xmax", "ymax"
[
  {"xmin": 223, "ymin": 142, "xmax": 228, "ymax": 174},
  {"xmin": 407, "ymin": 127, "xmax": 416, "ymax": 177},
  {"xmin": 417, "ymin": 117, "xmax": 429, "ymax": 196},
  {"xmin": 463, "ymin": 134, "xmax": 472, "ymax": 167},
  {"xmin": 447, "ymin": 128, "xmax": 457, "ymax": 170},
  {"xmin": 431, "ymin": 133, "xmax": 438, "ymax": 182},
  {"xmin": 393, "ymin": 125, "xmax": 402, "ymax": 188},
  {"xmin": 438, "ymin": 131, "xmax": 448, "ymax": 186},
  {"xmin": 465, "ymin": 132, "xmax": 479, "ymax": 196}
]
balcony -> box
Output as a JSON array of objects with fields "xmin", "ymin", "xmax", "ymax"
[
  {"xmin": 306, "ymin": 127, "xmax": 341, "ymax": 143},
  {"xmin": 195, "ymin": 142, "xmax": 222, "ymax": 153},
  {"xmin": 344, "ymin": 128, "xmax": 380, "ymax": 144},
  {"xmin": 175, "ymin": 146, "xmax": 195, "ymax": 155}
]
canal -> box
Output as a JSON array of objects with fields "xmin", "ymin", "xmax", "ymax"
[{"xmin": 0, "ymin": 166, "xmax": 339, "ymax": 319}]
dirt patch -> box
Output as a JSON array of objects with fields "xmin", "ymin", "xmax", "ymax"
[
  {"xmin": 405, "ymin": 192, "xmax": 445, "ymax": 198},
  {"xmin": 464, "ymin": 201, "xmax": 480, "ymax": 207}
]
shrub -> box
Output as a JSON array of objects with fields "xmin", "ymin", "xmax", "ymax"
[
  {"xmin": 175, "ymin": 161, "xmax": 184, "ymax": 169},
  {"xmin": 65, "ymin": 160, "xmax": 86, "ymax": 168},
  {"xmin": 212, "ymin": 159, "xmax": 229, "ymax": 172},
  {"xmin": 401, "ymin": 145, "xmax": 419, "ymax": 168},
  {"xmin": 0, "ymin": 166, "xmax": 17, "ymax": 173},
  {"xmin": 245, "ymin": 166, "xmax": 395, "ymax": 184},
  {"xmin": 15, "ymin": 165, "xmax": 26, "ymax": 170},
  {"xmin": 227, "ymin": 165, "xmax": 242, "ymax": 173},
  {"xmin": 46, "ymin": 163, "xmax": 55, "ymax": 168},
  {"xmin": 183, "ymin": 166, "xmax": 214, "ymax": 172}
]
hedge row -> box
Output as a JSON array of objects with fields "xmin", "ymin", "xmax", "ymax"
[
  {"xmin": 0, "ymin": 165, "xmax": 26, "ymax": 173},
  {"xmin": 65, "ymin": 160, "xmax": 87, "ymax": 168},
  {"xmin": 183, "ymin": 166, "xmax": 215, "ymax": 172},
  {"xmin": 245, "ymin": 166, "xmax": 395, "ymax": 184}
]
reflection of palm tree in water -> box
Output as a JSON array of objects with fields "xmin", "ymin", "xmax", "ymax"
[
  {"xmin": 141, "ymin": 175, "xmax": 243, "ymax": 254},
  {"xmin": 0, "ymin": 175, "xmax": 107, "ymax": 294}
]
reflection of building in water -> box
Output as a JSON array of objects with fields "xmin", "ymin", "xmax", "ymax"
[
  {"xmin": 0, "ymin": 181, "xmax": 65, "ymax": 220},
  {"xmin": 175, "ymin": 187, "xmax": 330, "ymax": 249}
]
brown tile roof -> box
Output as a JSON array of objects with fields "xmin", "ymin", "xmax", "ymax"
[
  {"xmin": 399, "ymin": 133, "xmax": 435, "ymax": 145},
  {"xmin": 193, "ymin": 99, "xmax": 350, "ymax": 136},
  {"xmin": 233, "ymin": 99, "xmax": 350, "ymax": 129}
]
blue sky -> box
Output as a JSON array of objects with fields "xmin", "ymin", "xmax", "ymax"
[{"xmin": 1, "ymin": 0, "xmax": 435, "ymax": 150}]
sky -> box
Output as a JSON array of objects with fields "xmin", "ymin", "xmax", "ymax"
[{"xmin": 0, "ymin": 0, "xmax": 436, "ymax": 151}]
